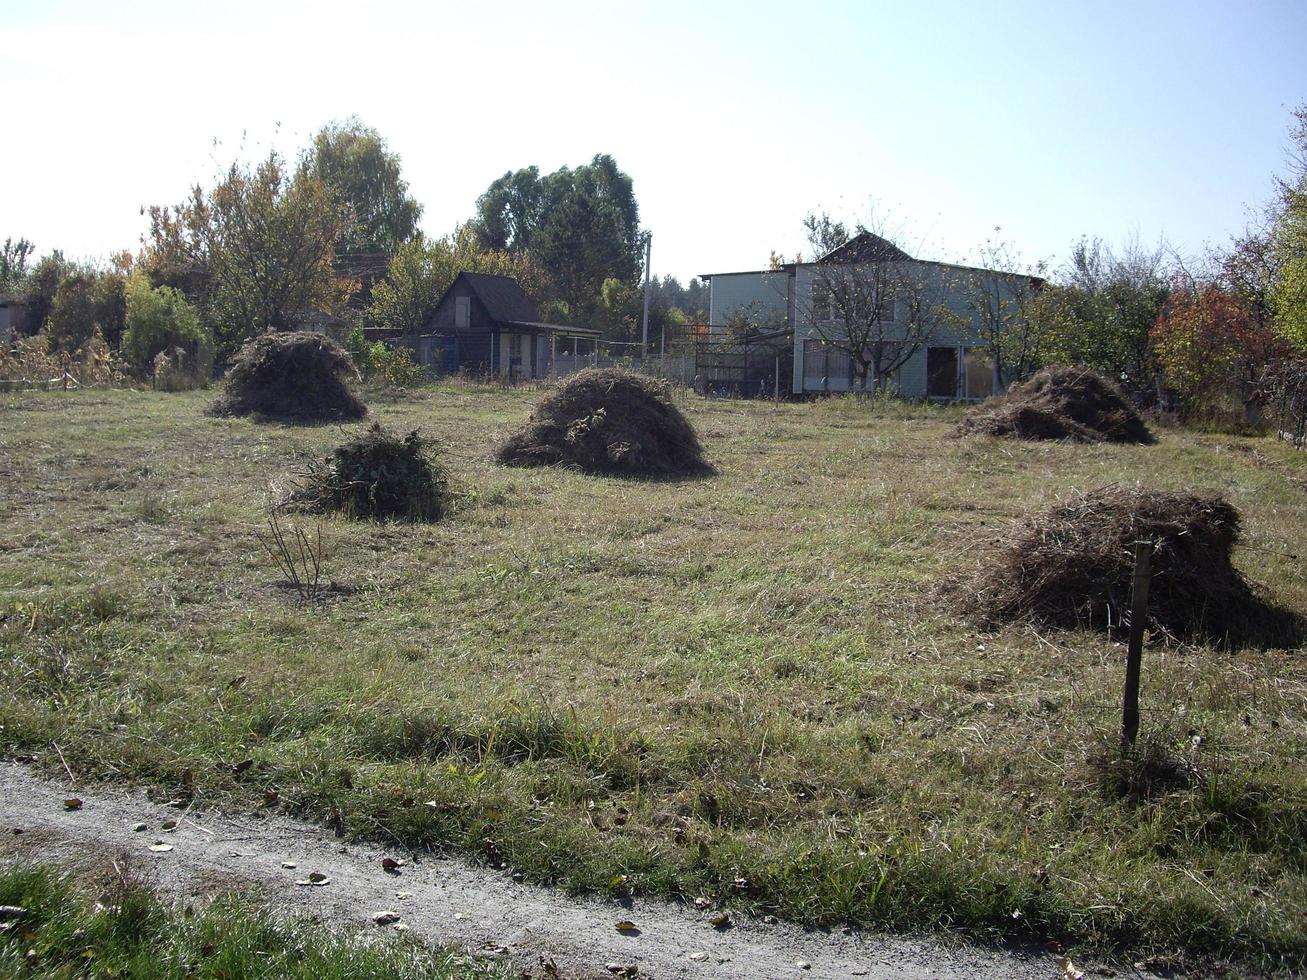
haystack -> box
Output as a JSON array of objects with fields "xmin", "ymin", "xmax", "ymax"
[
  {"xmin": 209, "ymin": 332, "xmax": 366, "ymax": 422},
  {"xmin": 497, "ymin": 368, "xmax": 713, "ymax": 478},
  {"xmin": 957, "ymin": 486, "xmax": 1297, "ymax": 646},
  {"xmin": 292, "ymin": 424, "xmax": 449, "ymax": 521},
  {"xmin": 953, "ymin": 366, "xmax": 1153, "ymax": 444}
]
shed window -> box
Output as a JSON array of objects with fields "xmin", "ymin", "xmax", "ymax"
[{"xmin": 455, "ymin": 296, "xmax": 470, "ymax": 328}]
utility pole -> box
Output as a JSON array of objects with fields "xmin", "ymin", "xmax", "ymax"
[{"xmin": 640, "ymin": 232, "xmax": 652, "ymax": 362}]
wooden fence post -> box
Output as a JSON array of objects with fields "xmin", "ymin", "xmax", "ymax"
[{"xmin": 1121, "ymin": 539, "xmax": 1152, "ymax": 751}]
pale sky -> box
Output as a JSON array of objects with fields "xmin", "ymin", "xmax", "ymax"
[{"xmin": 2, "ymin": 0, "xmax": 1304, "ymax": 282}]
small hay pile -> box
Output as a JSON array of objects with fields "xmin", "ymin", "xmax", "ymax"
[
  {"xmin": 497, "ymin": 368, "xmax": 713, "ymax": 478},
  {"xmin": 957, "ymin": 485, "xmax": 1297, "ymax": 646},
  {"xmin": 209, "ymin": 332, "xmax": 366, "ymax": 422},
  {"xmin": 953, "ymin": 366, "xmax": 1154, "ymax": 444},
  {"xmin": 294, "ymin": 424, "xmax": 450, "ymax": 521}
]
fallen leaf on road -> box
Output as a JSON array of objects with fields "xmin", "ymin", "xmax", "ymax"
[
  {"xmin": 615, "ymin": 920, "xmax": 639, "ymax": 933},
  {"xmin": 131, "ymin": 823, "xmax": 147, "ymax": 832},
  {"xmin": 63, "ymin": 798, "xmax": 82, "ymax": 811},
  {"xmin": 161, "ymin": 820, "xmax": 177, "ymax": 831},
  {"xmin": 382, "ymin": 857, "xmax": 404, "ymax": 873},
  {"xmin": 281, "ymin": 861, "xmax": 296, "ymax": 869},
  {"xmin": 395, "ymin": 891, "xmax": 414, "ymax": 900},
  {"xmin": 307, "ymin": 872, "xmax": 328, "ymax": 883},
  {"xmin": 693, "ymin": 896, "xmax": 712, "ymax": 910},
  {"xmin": 148, "ymin": 841, "xmax": 173, "ymax": 852},
  {"xmin": 796, "ymin": 961, "xmax": 811, "ymax": 970},
  {"xmin": 688, "ymin": 951, "xmax": 708, "ymax": 962},
  {"xmin": 1061, "ymin": 959, "xmax": 1085, "ymax": 980},
  {"xmin": 605, "ymin": 964, "xmax": 638, "ymax": 977},
  {"xmin": 709, "ymin": 912, "xmax": 731, "ymax": 929},
  {"xmin": 372, "ymin": 910, "xmax": 401, "ymax": 926}
]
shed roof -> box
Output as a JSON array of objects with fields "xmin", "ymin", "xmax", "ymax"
[{"xmin": 458, "ymin": 272, "xmax": 541, "ymax": 324}]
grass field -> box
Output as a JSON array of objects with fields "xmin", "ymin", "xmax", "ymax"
[
  {"xmin": 0, "ymin": 862, "xmax": 510, "ymax": 978},
  {"xmin": 1, "ymin": 384, "xmax": 1305, "ymax": 971}
]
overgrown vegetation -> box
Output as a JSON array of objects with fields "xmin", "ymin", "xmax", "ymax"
[
  {"xmin": 953, "ymin": 366, "xmax": 1154, "ymax": 444},
  {"xmin": 294, "ymin": 423, "xmax": 451, "ymax": 521},
  {"xmin": 209, "ymin": 331, "xmax": 367, "ymax": 422},
  {"xmin": 0, "ymin": 862, "xmax": 509, "ymax": 978},
  {"xmin": 498, "ymin": 368, "xmax": 713, "ymax": 477},
  {"xmin": 955, "ymin": 485, "xmax": 1302, "ymax": 646},
  {"xmin": 1, "ymin": 387, "xmax": 1304, "ymax": 971}
]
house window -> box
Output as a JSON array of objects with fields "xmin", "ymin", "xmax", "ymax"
[
  {"xmin": 455, "ymin": 296, "xmax": 470, "ymax": 328},
  {"xmin": 877, "ymin": 287, "xmax": 896, "ymax": 323},
  {"xmin": 508, "ymin": 334, "xmax": 522, "ymax": 358}
]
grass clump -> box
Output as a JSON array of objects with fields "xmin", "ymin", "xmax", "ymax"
[
  {"xmin": 209, "ymin": 331, "xmax": 367, "ymax": 423},
  {"xmin": 497, "ymin": 368, "xmax": 713, "ymax": 478},
  {"xmin": 957, "ymin": 485, "xmax": 1300, "ymax": 646},
  {"xmin": 954, "ymin": 365, "xmax": 1154, "ymax": 444},
  {"xmin": 0, "ymin": 862, "xmax": 509, "ymax": 979},
  {"xmin": 294, "ymin": 424, "xmax": 450, "ymax": 522}
]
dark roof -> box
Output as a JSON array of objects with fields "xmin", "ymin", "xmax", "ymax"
[
  {"xmin": 458, "ymin": 272, "xmax": 540, "ymax": 323},
  {"xmin": 502, "ymin": 320, "xmax": 603, "ymax": 337},
  {"xmin": 818, "ymin": 232, "xmax": 912, "ymax": 265}
]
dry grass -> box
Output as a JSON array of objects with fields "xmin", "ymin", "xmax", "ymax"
[{"xmin": 1, "ymin": 384, "xmax": 1305, "ymax": 971}]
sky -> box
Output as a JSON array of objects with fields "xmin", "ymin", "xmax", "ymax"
[{"xmin": 2, "ymin": 0, "xmax": 1305, "ymax": 283}]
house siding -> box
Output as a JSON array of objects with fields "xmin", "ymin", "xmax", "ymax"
[{"xmin": 706, "ymin": 271, "xmax": 789, "ymax": 334}]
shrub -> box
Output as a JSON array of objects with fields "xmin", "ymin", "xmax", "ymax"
[
  {"xmin": 209, "ymin": 331, "xmax": 366, "ymax": 422},
  {"xmin": 294, "ymin": 423, "xmax": 450, "ymax": 521},
  {"xmin": 121, "ymin": 272, "xmax": 212, "ymax": 378},
  {"xmin": 346, "ymin": 327, "xmax": 426, "ymax": 388}
]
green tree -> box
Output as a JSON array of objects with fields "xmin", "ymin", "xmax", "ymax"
[
  {"xmin": 43, "ymin": 266, "xmax": 127, "ymax": 352},
  {"xmin": 471, "ymin": 154, "xmax": 642, "ymax": 325},
  {"xmin": 21, "ymin": 251, "xmax": 71, "ymax": 337},
  {"xmin": 143, "ymin": 151, "xmax": 354, "ymax": 353},
  {"xmin": 120, "ymin": 272, "xmax": 211, "ymax": 371},
  {"xmin": 1, "ymin": 237, "xmax": 34, "ymax": 296},
  {"xmin": 300, "ymin": 117, "xmax": 423, "ymax": 258},
  {"xmin": 1271, "ymin": 106, "xmax": 1307, "ymax": 351},
  {"xmin": 367, "ymin": 226, "xmax": 551, "ymax": 335},
  {"xmin": 1028, "ymin": 237, "xmax": 1170, "ymax": 390}
]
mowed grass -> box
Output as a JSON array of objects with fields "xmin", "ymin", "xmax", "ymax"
[
  {"xmin": 0, "ymin": 862, "xmax": 511, "ymax": 978},
  {"xmin": 1, "ymin": 384, "xmax": 1305, "ymax": 970}
]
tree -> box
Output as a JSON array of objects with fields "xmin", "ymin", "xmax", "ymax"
[
  {"xmin": 798, "ymin": 212, "xmax": 959, "ymax": 391},
  {"xmin": 1028, "ymin": 236, "xmax": 1170, "ymax": 391},
  {"xmin": 21, "ymin": 251, "xmax": 71, "ymax": 338},
  {"xmin": 367, "ymin": 226, "xmax": 551, "ymax": 335},
  {"xmin": 143, "ymin": 151, "xmax": 354, "ymax": 353},
  {"xmin": 1271, "ymin": 105, "xmax": 1307, "ymax": 351},
  {"xmin": 120, "ymin": 271, "xmax": 211, "ymax": 372},
  {"xmin": 300, "ymin": 117, "xmax": 422, "ymax": 258},
  {"xmin": 1152, "ymin": 282, "xmax": 1290, "ymax": 422},
  {"xmin": 43, "ymin": 266, "xmax": 127, "ymax": 352},
  {"xmin": 1, "ymin": 237, "xmax": 34, "ymax": 296},
  {"xmin": 471, "ymin": 154, "xmax": 642, "ymax": 325},
  {"xmin": 960, "ymin": 233, "xmax": 1046, "ymax": 385}
]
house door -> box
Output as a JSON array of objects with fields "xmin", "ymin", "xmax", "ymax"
[{"xmin": 926, "ymin": 346, "xmax": 958, "ymax": 399}]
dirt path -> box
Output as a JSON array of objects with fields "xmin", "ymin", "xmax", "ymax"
[{"xmin": 0, "ymin": 762, "xmax": 1119, "ymax": 979}]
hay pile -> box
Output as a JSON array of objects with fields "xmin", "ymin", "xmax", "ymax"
[
  {"xmin": 294, "ymin": 424, "xmax": 449, "ymax": 521},
  {"xmin": 958, "ymin": 485, "xmax": 1297, "ymax": 646},
  {"xmin": 953, "ymin": 366, "xmax": 1153, "ymax": 444},
  {"xmin": 497, "ymin": 368, "xmax": 713, "ymax": 478},
  {"xmin": 210, "ymin": 332, "xmax": 366, "ymax": 422}
]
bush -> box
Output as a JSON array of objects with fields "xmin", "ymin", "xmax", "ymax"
[
  {"xmin": 953, "ymin": 366, "xmax": 1154, "ymax": 444},
  {"xmin": 209, "ymin": 331, "xmax": 366, "ymax": 422},
  {"xmin": 1265, "ymin": 357, "xmax": 1307, "ymax": 447},
  {"xmin": 497, "ymin": 368, "xmax": 713, "ymax": 478},
  {"xmin": 294, "ymin": 423, "xmax": 450, "ymax": 521},
  {"xmin": 121, "ymin": 272, "xmax": 212, "ymax": 378},
  {"xmin": 346, "ymin": 327, "xmax": 426, "ymax": 387}
]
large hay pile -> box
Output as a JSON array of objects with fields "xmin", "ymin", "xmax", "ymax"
[
  {"xmin": 497, "ymin": 368, "xmax": 713, "ymax": 478},
  {"xmin": 294, "ymin": 424, "xmax": 450, "ymax": 521},
  {"xmin": 957, "ymin": 486, "xmax": 1298, "ymax": 647},
  {"xmin": 953, "ymin": 366, "xmax": 1154, "ymax": 444},
  {"xmin": 209, "ymin": 332, "xmax": 366, "ymax": 422}
]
